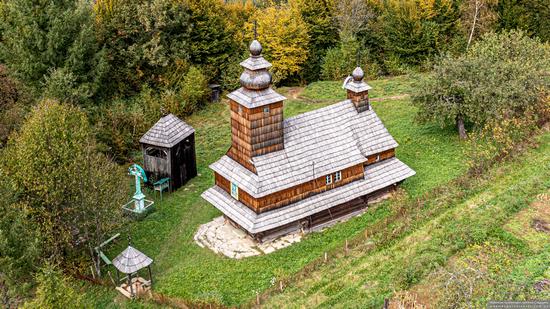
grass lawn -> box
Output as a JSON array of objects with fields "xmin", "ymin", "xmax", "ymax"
[
  {"xmin": 263, "ymin": 132, "xmax": 550, "ymax": 308},
  {"xmin": 83, "ymin": 75, "xmax": 468, "ymax": 307},
  {"xmin": 299, "ymin": 74, "xmax": 419, "ymax": 101}
]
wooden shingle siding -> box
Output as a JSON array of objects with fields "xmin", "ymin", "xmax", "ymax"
[
  {"xmin": 366, "ymin": 148, "xmax": 395, "ymax": 165},
  {"xmin": 256, "ymin": 163, "xmax": 365, "ymax": 213},
  {"xmin": 215, "ymin": 172, "xmax": 259, "ymax": 211},
  {"xmin": 215, "ymin": 162, "xmax": 366, "ymax": 214},
  {"xmin": 348, "ymin": 90, "xmax": 370, "ymax": 112},
  {"xmin": 203, "ymin": 157, "xmax": 416, "ymax": 235},
  {"xmin": 228, "ymin": 99, "xmax": 284, "ymax": 172}
]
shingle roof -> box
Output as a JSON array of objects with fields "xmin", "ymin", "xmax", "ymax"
[
  {"xmin": 240, "ymin": 56, "xmax": 272, "ymax": 71},
  {"xmin": 227, "ymin": 87, "xmax": 287, "ymax": 109},
  {"xmin": 112, "ymin": 246, "xmax": 153, "ymax": 274},
  {"xmin": 202, "ymin": 158, "xmax": 415, "ymax": 234},
  {"xmin": 344, "ymin": 80, "xmax": 372, "ymax": 93},
  {"xmin": 139, "ymin": 114, "xmax": 195, "ymax": 148},
  {"xmin": 210, "ymin": 100, "xmax": 399, "ymax": 198}
]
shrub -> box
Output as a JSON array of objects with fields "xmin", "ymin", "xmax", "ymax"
[
  {"xmin": 94, "ymin": 66, "xmax": 208, "ymax": 162},
  {"xmin": 22, "ymin": 264, "xmax": 88, "ymax": 309},
  {"xmin": 466, "ymin": 97, "xmax": 550, "ymax": 174},
  {"xmin": 320, "ymin": 33, "xmax": 377, "ymax": 80},
  {"xmin": 0, "ymin": 171, "xmax": 40, "ymax": 307}
]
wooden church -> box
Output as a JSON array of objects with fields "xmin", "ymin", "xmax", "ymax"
[{"xmin": 202, "ymin": 39, "xmax": 415, "ymax": 241}]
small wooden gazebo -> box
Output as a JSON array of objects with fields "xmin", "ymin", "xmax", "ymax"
[
  {"xmin": 112, "ymin": 240, "xmax": 153, "ymax": 299},
  {"xmin": 140, "ymin": 113, "xmax": 197, "ymax": 191}
]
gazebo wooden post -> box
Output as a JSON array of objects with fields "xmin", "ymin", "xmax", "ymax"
[
  {"xmin": 148, "ymin": 265, "xmax": 153, "ymax": 287},
  {"xmin": 128, "ymin": 272, "xmax": 134, "ymax": 298}
]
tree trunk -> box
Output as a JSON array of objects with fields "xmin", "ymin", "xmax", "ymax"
[
  {"xmin": 457, "ymin": 115, "xmax": 467, "ymax": 139},
  {"xmin": 467, "ymin": 0, "xmax": 480, "ymax": 50}
]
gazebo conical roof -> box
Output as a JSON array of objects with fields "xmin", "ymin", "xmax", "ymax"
[
  {"xmin": 112, "ymin": 246, "xmax": 153, "ymax": 274},
  {"xmin": 139, "ymin": 113, "xmax": 195, "ymax": 148}
]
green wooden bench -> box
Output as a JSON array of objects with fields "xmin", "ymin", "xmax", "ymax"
[{"xmin": 153, "ymin": 177, "xmax": 170, "ymax": 201}]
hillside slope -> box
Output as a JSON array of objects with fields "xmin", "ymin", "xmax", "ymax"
[{"xmin": 262, "ymin": 131, "xmax": 550, "ymax": 308}]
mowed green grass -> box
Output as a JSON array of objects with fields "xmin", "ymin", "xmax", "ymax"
[
  {"xmin": 84, "ymin": 76, "xmax": 467, "ymax": 307},
  {"xmin": 300, "ymin": 74, "xmax": 418, "ymax": 101}
]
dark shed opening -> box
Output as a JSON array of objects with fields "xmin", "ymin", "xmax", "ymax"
[{"xmin": 139, "ymin": 114, "xmax": 197, "ymax": 191}]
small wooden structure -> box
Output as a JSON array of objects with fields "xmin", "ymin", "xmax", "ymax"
[
  {"xmin": 208, "ymin": 84, "xmax": 222, "ymax": 102},
  {"xmin": 140, "ymin": 114, "xmax": 197, "ymax": 191},
  {"xmin": 112, "ymin": 240, "xmax": 153, "ymax": 299}
]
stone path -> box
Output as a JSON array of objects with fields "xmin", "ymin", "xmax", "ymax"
[
  {"xmin": 194, "ymin": 217, "xmax": 302, "ymax": 259},
  {"xmin": 194, "ymin": 191, "xmax": 393, "ymax": 259}
]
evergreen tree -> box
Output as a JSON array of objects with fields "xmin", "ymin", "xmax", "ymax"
[
  {"xmin": 294, "ymin": 0, "xmax": 339, "ymax": 82},
  {"xmin": 95, "ymin": 0, "xmax": 192, "ymax": 96},
  {"xmin": 498, "ymin": 0, "xmax": 550, "ymax": 42},
  {"xmin": 0, "ymin": 0, "xmax": 108, "ymax": 104},
  {"xmin": 380, "ymin": 0, "xmax": 461, "ymax": 71}
]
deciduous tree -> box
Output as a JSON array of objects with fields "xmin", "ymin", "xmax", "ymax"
[
  {"xmin": 247, "ymin": 3, "xmax": 310, "ymax": 84},
  {"xmin": 413, "ymin": 30, "xmax": 550, "ymax": 139},
  {"xmin": 3, "ymin": 100, "xmax": 127, "ymax": 265}
]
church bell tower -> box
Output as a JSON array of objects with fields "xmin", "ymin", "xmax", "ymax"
[{"xmin": 226, "ymin": 39, "xmax": 286, "ymax": 173}]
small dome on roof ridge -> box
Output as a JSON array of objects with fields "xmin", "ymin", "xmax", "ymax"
[
  {"xmin": 250, "ymin": 40, "xmax": 262, "ymax": 56},
  {"xmin": 352, "ymin": 67, "xmax": 364, "ymax": 81}
]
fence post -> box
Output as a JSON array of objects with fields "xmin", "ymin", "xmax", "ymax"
[{"xmin": 345, "ymin": 239, "xmax": 349, "ymax": 255}]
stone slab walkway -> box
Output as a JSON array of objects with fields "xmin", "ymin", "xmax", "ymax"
[
  {"xmin": 194, "ymin": 217, "xmax": 302, "ymax": 259},
  {"xmin": 195, "ymin": 191, "xmax": 393, "ymax": 259}
]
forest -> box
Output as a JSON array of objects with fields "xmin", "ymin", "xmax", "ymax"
[{"xmin": 0, "ymin": 0, "xmax": 549, "ymax": 307}]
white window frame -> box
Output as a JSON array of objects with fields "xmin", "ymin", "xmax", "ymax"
[
  {"xmin": 325, "ymin": 175, "xmax": 333, "ymax": 185},
  {"xmin": 335, "ymin": 171, "xmax": 342, "ymax": 182},
  {"xmin": 263, "ymin": 107, "xmax": 270, "ymax": 114},
  {"xmin": 230, "ymin": 182, "xmax": 239, "ymax": 200}
]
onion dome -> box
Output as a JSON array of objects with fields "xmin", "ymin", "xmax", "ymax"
[
  {"xmin": 227, "ymin": 38, "xmax": 286, "ymax": 109},
  {"xmin": 352, "ymin": 67, "xmax": 364, "ymax": 81},
  {"xmin": 249, "ymin": 40, "xmax": 262, "ymax": 56},
  {"xmin": 238, "ymin": 40, "xmax": 273, "ymax": 90},
  {"xmin": 344, "ymin": 66, "xmax": 372, "ymax": 93}
]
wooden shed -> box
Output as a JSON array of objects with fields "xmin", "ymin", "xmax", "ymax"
[{"xmin": 140, "ymin": 114, "xmax": 197, "ymax": 191}]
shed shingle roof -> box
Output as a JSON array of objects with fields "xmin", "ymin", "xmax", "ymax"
[
  {"xmin": 210, "ymin": 100, "xmax": 399, "ymax": 198},
  {"xmin": 139, "ymin": 114, "xmax": 194, "ymax": 148},
  {"xmin": 202, "ymin": 158, "xmax": 415, "ymax": 234},
  {"xmin": 112, "ymin": 246, "xmax": 153, "ymax": 274}
]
